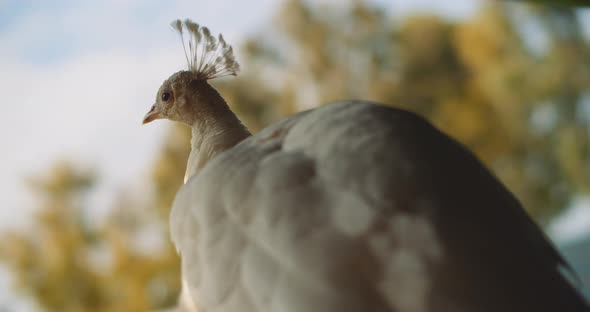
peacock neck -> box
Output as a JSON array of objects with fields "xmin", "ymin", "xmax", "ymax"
[{"xmin": 184, "ymin": 106, "xmax": 251, "ymax": 183}]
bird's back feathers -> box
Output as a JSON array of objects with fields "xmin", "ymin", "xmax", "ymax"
[{"xmin": 171, "ymin": 101, "xmax": 589, "ymax": 312}]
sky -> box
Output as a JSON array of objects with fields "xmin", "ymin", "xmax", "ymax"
[{"xmin": 1, "ymin": 0, "xmax": 589, "ymax": 309}]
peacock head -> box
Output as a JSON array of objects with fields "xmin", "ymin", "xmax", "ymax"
[{"xmin": 143, "ymin": 19, "xmax": 240, "ymax": 126}]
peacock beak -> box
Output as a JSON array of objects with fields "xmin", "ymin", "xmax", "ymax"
[{"xmin": 142, "ymin": 104, "xmax": 162, "ymax": 124}]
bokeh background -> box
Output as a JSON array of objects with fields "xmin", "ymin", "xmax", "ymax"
[{"xmin": 1, "ymin": 0, "xmax": 590, "ymax": 311}]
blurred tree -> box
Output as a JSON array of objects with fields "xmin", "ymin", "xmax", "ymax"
[
  {"xmin": 1, "ymin": 158, "xmax": 183, "ymax": 311},
  {"xmin": 2, "ymin": 0, "xmax": 589, "ymax": 311},
  {"xmin": 0, "ymin": 162, "xmax": 108, "ymax": 311}
]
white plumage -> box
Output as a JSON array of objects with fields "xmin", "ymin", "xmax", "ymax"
[
  {"xmin": 144, "ymin": 20, "xmax": 589, "ymax": 312},
  {"xmin": 171, "ymin": 102, "xmax": 587, "ymax": 312}
]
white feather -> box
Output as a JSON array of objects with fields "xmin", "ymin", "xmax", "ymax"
[{"xmin": 170, "ymin": 101, "xmax": 587, "ymax": 312}]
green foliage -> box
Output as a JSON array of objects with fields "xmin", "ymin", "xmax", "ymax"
[{"xmin": 1, "ymin": 1, "xmax": 589, "ymax": 311}]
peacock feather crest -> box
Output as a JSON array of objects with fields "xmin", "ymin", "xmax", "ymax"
[{"xmin": 171, "ymin": 19, "xmax": 240, "ymax": 80}]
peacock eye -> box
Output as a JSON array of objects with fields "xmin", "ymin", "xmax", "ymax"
[{"xmin": 161, "ymin": 92, "xmax": 172, "ymax": 102}]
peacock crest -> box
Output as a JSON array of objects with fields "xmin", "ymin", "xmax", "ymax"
[{"xmin": 171, "ymin": 19, "xmax": 240, "ymax": 80}]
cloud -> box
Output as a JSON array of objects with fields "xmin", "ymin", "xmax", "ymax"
[{"xmin": 0, "ymin": 47, "xmax": 175, "ymax": 222}]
